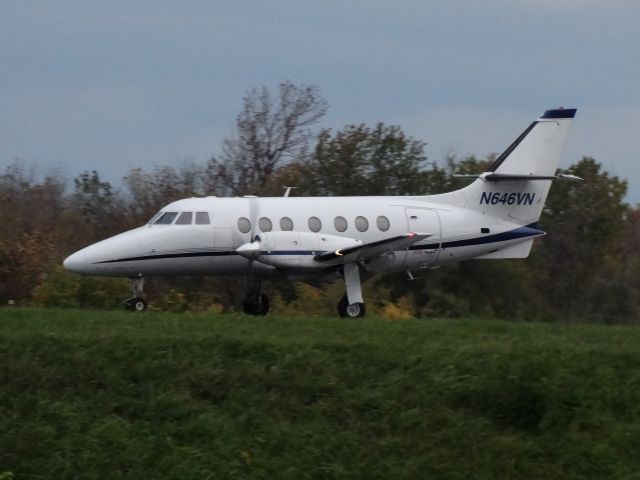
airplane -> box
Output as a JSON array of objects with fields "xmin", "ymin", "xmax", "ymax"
[{"xmin": 63, "ymin": 108, "xmax": 577, "ymax": 317}]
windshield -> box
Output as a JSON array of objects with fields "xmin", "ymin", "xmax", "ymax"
[
  {"xmin": 153, "ymin": 212, "xmax": 178, "ymax": 225},
  {"xmin": 147, "ymin": 211, "xmax": 163, "ymax": 225}
]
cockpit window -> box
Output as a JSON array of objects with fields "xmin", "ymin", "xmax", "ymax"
[
  {"xmin": 147, "ymin": 211, "xmax": 163, "ymax": 224},
  {"xmin": 175, "ymin": 212, "xmax": 193, "ymax": 225},
  {"xmin": 154, "ymin": 212, "xmax": 178, "ymax": 225},
  {"xmin": 195, "ymin": 212, "xmax": 210, "ymax": 225}
]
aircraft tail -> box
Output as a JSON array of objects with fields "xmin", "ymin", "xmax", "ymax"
[{"xmin": 457, "ymin": 108, "xmax": 576, "ymax": 225}]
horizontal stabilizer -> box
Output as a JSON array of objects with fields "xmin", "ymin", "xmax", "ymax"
[
  {"xmin": 314, "ymin": 232, "xmax": 431, "ymax": 263},
  {"xmin": 453, "ymin": 173, "xmax": 583, "ymax": 182}
]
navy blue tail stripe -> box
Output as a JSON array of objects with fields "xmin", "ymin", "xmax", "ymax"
[
  {"xmin": 540, "ymin": 108, "xmax": 577, "ymax": 119},
  {"xmin": 438, "ymin": 224, "xmax": 544, "ymax": 249}
]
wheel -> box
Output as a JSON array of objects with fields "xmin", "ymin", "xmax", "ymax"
[
  {"xmin": 134, "ymin": 298, "xmax": 147, "ymax": 311},
  {"xmin": 337, "ymin": 295, "xmax": 365, "ymax": 318},
  {"xmin": 243, "ymin": 293, "xmax": 270, "ymax": 316},
  {"xmin": 124, "ymin": 297, "xmax": 147, "ymax": 311}
]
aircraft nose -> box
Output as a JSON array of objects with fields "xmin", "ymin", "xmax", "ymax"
[{"xmin": 63, "ymin": 250, "xmax": 88, "ymax": 273}]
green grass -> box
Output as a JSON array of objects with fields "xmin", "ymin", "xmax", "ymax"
[{"xmin": 2, "ymin": 308, "xmax": 640, "ymax": 479}]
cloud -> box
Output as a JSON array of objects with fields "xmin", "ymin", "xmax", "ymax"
[{"xmin": 1, "ymin": 1, "xmax": 639, "ymax": 201}]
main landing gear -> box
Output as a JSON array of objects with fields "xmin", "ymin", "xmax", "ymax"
[
  {"xmin": 337, "ymin": 295, "xmax": 365, "ymax": 318},
  {"xmin": 243, "ymin": 277, "xmax": 270, "ymax": 316},
  {"xmin": 241, "ymin": 262, "xmax": 366, "ymax": 318},
  {"xmin": 124, "ymin": 275, "xmax": 147, "ymax": 311},
  {"xmin": 337, "ymin": 263, "xmax": 366, "ymax": 318}
]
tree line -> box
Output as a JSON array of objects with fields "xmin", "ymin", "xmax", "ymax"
[{"xmin": 0, "ymin": 82, "xmax": 636, "ymax": 322}]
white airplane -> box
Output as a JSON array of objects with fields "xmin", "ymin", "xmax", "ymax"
[{"xmin": 64, "ymin": 108, "xmax": 577, "ymax": 317}]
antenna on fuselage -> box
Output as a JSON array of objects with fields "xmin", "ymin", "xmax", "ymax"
[{"xmin": 282, "ymin": 186, "xmax": 297, "ymax": 197}]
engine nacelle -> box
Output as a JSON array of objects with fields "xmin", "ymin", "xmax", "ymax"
[{"xmin": 236, "ymin": 231, "xmax": 361, "ymax": 269}]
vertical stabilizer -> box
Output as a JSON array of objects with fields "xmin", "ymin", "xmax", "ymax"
[{"xmin": 459, "ymin": 108, "xmax": 576, "ymax": 225}]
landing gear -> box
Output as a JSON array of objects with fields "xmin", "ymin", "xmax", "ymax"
[
  {"xmin": 337, "ymin": 295, "xmax": 365, "ymax": 318},
  {"xmin": 124, "ymin": 276, "xmax": 147, "ymax": 311},
  {"xmin": 124, "ymin": 297, "xmax": 147, "ymax": 311},
  {"xmin": 243, "ymin": 276, "xmax": 270, "ymax": 316},
  {"xmin": 338, "ymin": 262, "xmax": 366, "ymax": 318},
  {"xmin": 243, "ymin": 292, "xmax": 270, "ymax": 316}
]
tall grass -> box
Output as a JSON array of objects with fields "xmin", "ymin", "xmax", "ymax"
[{"xmin": 1, "ymin": 308, "xmax": 640, "ymax": 479}]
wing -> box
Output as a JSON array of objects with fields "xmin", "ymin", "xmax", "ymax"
[{"xmin": 314, "ymin": 232, "xmax": 432, "ymax": 264}]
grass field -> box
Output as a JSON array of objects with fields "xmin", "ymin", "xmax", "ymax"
[{"xmin": 1, "ymin": 308, "xmax": 640, "ymax": 479}]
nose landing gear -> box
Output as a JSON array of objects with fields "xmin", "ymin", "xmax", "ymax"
[{"xmin": 124, "ymin": 276, "xmax": 147, "ymax": 311}]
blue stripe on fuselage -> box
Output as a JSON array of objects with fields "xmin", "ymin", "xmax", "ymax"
[{"xmin": 93, "ymin": 224, "xmax": 545, "ymax": 264}]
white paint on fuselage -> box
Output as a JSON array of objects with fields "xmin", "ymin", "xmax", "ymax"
[{"xmin": 64, "ymin": 194, "xmax": 540, "ymax": 278}]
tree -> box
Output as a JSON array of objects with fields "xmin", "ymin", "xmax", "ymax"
[
  {"xmin": 207, "ymin": 81, "xmax": 328, "ymax": 196},
  {"xmin": 297, "ymin": 123, "xmax": 432, "ymax": 196},
  {"xmin": 123, "ymin": 161, "xmax": 206, "ymax": 227},
  {"xmin": 70, "ymin": 170, "xmax": 123, "ymax": 241},
  {"xmin": 0, "ymin": 161, "xmax": 71, "ymax": 303},
  {"xmin": 532, "ymin": 157, "xmax": 629, "ymax": 320}
]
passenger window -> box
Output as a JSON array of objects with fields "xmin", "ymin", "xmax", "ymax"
[
  {"xmin": 154, "ymin": 212, "xmax": 178, "ymax": 225},
  {"xmin": 237, "ymin": 217, "xmax": 251, "ymax": 233},
  {"xmin": 376, "ymin": 215, "xmax": 390, "ymax": 232},
  {"xmin": 259, "ymin": 217, "xmax": 273, "ymax": 232},
  {"xmin": 355, "ymin": 216, "xmax": 369, "ymax": 232},
  {"xmin": 175, "ymin": 212, "xmax": 193, "ymax": 225},
  {"xmin": 334, "ymin": 216, "xmax": 348, "ymax": 232},
  {"xmin": 196, "ymin": 212, "xmax": 210, "ymax": 225},
  {"xmin": 280, "ymin": 217, "xmax": 294, "ymax": 231},
  {"xmin": 308, "ymin": 216, "xmax": 322, "ymax": 232}
]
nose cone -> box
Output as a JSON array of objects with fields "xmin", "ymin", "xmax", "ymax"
[
  {"xmin": 63, "ymin": 250, "xmax": 89, "ymax": 274},
  {"xmin": 236, "ymin": 240, "xmax": 261, "ymax": 259}
]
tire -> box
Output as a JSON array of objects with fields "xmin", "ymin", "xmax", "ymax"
[
  {"xmin": 124, "ymin": 297, "xmax": 147, "ymax": 312},
  {"xmin": 134, "ymin": 298, "xmax": 147, "ymax": 311},
  {"xmin": 243, "ymin": 293, "xmax": 270, "ymax": 316},
  {"xmin": 337, "ymin": 295, "xmax": 365, "ymax": 318}
]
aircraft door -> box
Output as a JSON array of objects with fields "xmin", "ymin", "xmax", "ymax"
[{"xmin": 404, "ymin": 208, "xmax": 441, "ymax": 269}]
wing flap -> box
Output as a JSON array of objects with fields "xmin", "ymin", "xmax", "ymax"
[{"xmin": 314, "ymin": 232, "xmax": 432, "ymax": 264}]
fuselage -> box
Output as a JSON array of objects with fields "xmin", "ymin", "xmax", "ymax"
[{"xmin": 63, "ymin": 193, "xmax": 544, "ymax": 279}]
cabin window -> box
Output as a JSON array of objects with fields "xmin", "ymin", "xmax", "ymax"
[
  {"xmin": 376, "ymin": 215, "xmax": 391, "ymax": 232},
  {"xmin": 308, "ymin": 216, "xmax": 322, "ymax": 232},
  {"xmin": 280, "ymin": 217, "xmax": 294, "ymax": 231},
  {"xmin": 237, "ymin": 217, "xmax": 251, "ymax": 233},
  {"xmin": 154, "ymin": 212, "xmax": 178, "ymax": 225},
  {"xmin": 334, "ymin": 216, "xmax": 348, "ymax": 232},
  {"xmin": 259, "ymin": 217, "xmax": 273, "ymax": 232},
  {"xmin": 355, "ymin": 216, "xmax": 369, "ymax": 232},
  {"xmin": 195, "ymin": 212, "xmax": 210, "ymax": 225},
  {"xmin": 481, "ymin": 227, "xmax": 490, "ymax": 234},
  {"xmin": 175, "ymin": 212, "xmax": 193, "ymax": 225}
]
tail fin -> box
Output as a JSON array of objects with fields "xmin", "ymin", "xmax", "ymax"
[{"xmin": 458, "ymin": 108, "xmax": 576, "ymax": 225}]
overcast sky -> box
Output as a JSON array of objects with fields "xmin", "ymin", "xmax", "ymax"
[{"xmin": 2, "ymin": 1, "xmax": 639, "ymax": 201}]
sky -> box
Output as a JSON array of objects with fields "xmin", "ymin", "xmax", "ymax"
[{"xmin": 2, "ymin": 1, "xmax": 639, "ymax": 201}]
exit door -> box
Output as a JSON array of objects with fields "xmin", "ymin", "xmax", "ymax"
[{"xmin": 405, "ymin": 208, "xmax": 441, "ymax": 268}]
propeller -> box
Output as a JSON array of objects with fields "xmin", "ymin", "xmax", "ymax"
[
  {"xmin": 246, "ymin": 195, "xmax": 262, "ymax": 283},
  {"xmin": 241, "ymin": 195, "xmax": 268, "ymax": 314}
]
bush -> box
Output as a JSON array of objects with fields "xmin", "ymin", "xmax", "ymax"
[{"xmin": 32, "ymin": 266, "xmax": 129, "ymax": 309}]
